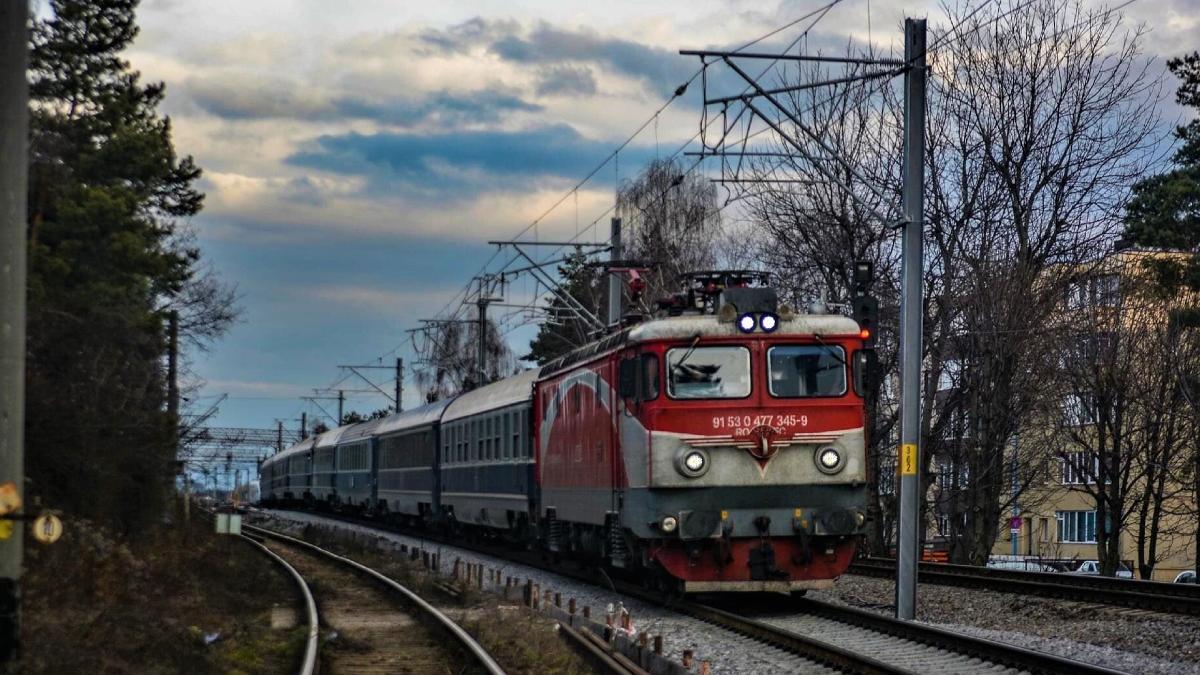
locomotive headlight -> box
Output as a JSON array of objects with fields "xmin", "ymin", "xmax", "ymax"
[
  {"xmin": 737, "ymin": 313, "xmax": 757, "ymax": 333},
  {"xmin": 815, "ymin": 446, "xmax": 844, "ymax": 474},
  {"xmin": 759, "ymin": 313, "xmax": 779, "ymax": 333},
  {"xmin": 675, "ymin": 448, "xmax": 710, "ymax": 477},
  {"xmin": 661, "ymin": 516, "xmax": 679, "ymax": 533}
]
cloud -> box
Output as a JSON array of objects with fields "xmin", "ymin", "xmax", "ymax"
[
  {"xmin": 188, "ymin": 76, "xmax": 541, "ymax": 127},
  {"xmin": 535, "ymin": 65, "xmax": 598, "ymax": 97},
  {"xmin": 420, "ymin": 18, "xmax": 694, "ymax": 94},
  {"xmin": 303, "ymin": 284, "xmax": 462, "ymax": 315},
  {"xmin": 286, "ymin": 124, "xmax": 655, "ymax": 196},
  {"xmin": 202, "ymin": 378, "xmax": 311, "ymax": 397}
]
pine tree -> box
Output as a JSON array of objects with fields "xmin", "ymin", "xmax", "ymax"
[
  {"xmin": 522, "ymin": 249, "xmax": 605, "ymax": 365},
  {"xmin": 25, "ymin": 0, "xmax": 225, "ymax": 533},
  {"xmin": 1123, "ymin": 53, "xmax": 1200, "ymax": 289}
]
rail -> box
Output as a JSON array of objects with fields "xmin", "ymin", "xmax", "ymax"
[
  {"xmin": 667, "ymin": 599, "xmax": 907, "ymax": 674},
  {"xmin": 849, "ymin": 557, "xmax": 1200, "ymax": 615},
  {"xmin": 243, "ymin": 523, "xmax": 507, "ymax": 675},
  {"xmin": 782, "ymin": 596, "xmax": 1126, "ymax": 675},
  {"xmin": 253, "ymin": 510, "xmax": 1133, "ymax": 673},
  {"xmin": 616, "ymin": 586, "xmax": 1128, "ymax": 675},
  {"xmin": 239, "ymin": 534, "xmax": 320, "ymax": 675}
]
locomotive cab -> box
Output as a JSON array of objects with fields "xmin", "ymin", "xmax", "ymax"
[{"xmin": 611, "ymin": 275, "xmax": 870, "ymax": 592}]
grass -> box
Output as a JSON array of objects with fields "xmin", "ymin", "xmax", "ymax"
[{"xmin": 20, "ymin": 506, "xmax": 303, "ymax": 674}]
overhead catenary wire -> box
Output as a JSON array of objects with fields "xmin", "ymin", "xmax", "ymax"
[{"xmin": 321, "ymin": 0, "xmax": 1009, "ymax": 404}]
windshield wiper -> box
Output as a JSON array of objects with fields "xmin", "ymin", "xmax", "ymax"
[
  {"xmin": 811, "ymin": 334, "xmax": 848, "ymax": 367},
  {"xmin": 670, "ymin": 333, "xmax": 703, "ymax": 374}
]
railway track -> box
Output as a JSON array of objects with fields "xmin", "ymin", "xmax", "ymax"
[
  {"xmin": 256, "ymin": 510, "xmax": 1133, "ymax": 674},
  {"xmin": 679, "ymin": 595, "xmax": 1127, "ymax": 675},
  {"xmin": 242, "ymin": 523, "xmax": 506, "ymax": 675},
  {"xmin": 849, "ymin": 557, "xmax": 1200, "ymax": 616}
]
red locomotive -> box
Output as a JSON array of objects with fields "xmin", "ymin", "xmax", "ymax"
[{"xmin": 536, "ymin": 272, "xmax": 870, "ymax": 592}]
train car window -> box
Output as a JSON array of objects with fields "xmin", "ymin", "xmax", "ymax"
[
  {"xmin": 518, "ymin": 409, "xmax": 527, "ymax": 457},
  {"xmin": 502, "ymin": 413, "xmax": 511, "ymax": 459},
  {"xmin": 767, "ymin": 345, "xmax": 847, "ymax": 397},
  {"xmin": 666, "ymin": 346, "xmax": 751, "ymax": 399},
  {"xmin": 513, "ymin": 412, "xmax": 521, "ymax": 458},
  {"xmin": 641, "ymin": 353, "xmax": 660, "ymax": 400}
]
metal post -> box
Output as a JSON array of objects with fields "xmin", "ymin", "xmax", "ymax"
[
  {"xmin": 276, "ymin": 421, "xmax": 283, "ymax": 454},
  {"xmin": 608, "ymin": 218, "xmax": 623, "ymax": 327},
  {"xmin": 1011, "ymin": 435, "xmax": 1020, "ymax": 556},
  {"xmin": 337, "ymin": 390, "xmax": 344, "ymax": 425},
  {"xmin": 395, "ymin": 357, "xmax": 403, "ymax": 412},
  {"xmin": 477, "ymin": 297, "xmax": 488, "ymax": 388},
  {"xmin": 0, "ymin": 0, "xmax": 28, "ymax": 662},
  {"xmin": 300, "ymin": 412, "xmax": 308, "ymax": 440},
  {"xmin": 895, "ymin": 17, "xmax": 926, "ymax": 622}
]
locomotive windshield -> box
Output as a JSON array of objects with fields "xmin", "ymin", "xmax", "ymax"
[
  {"xmin": 666, "ymin": 346, "xmax": 751, "ymax": 399},
  {"xmin": 767, "ymin": 345, "xmax": 847, "ymax": 397}
]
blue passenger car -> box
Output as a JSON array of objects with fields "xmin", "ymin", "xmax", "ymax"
[
  {"xmin": 310, "ymin": 425, "xmax": 351, "ymax": 507},
  {"xmin": 439, "ymin": 369, "xmax": 538, "ymax": 534},
  {"xmin": 374, "ymin": 399, "xmax": 454, "ymax": 523},
  {"xmin": 336, "ymin": 418, "xmax": 382, "ymax": 513}
]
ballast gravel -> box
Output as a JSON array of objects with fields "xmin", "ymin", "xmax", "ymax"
[
  {"xmin": 809, "ymin": 573, "xmax": 1200, "ymax": 674},
  {"xmin": 252, "ymin": 510, "xmax": 1197, "ymax": 674}
]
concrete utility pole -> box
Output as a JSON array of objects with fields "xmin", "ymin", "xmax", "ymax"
[
  {"xmin": 167, "ymin": 310, "xmax": 179, "ymax": 450},
  {"xmin": 337, "ymin": 390, "xmax": 344, "ymax": 426},
  {"xmin": 895, "ymin": 17, "xmax": 927, "ymax": 622},
  {"xmin": 395, "ymin": 358, "xmax": 403, "ymax": 412},
  {"xmin": 0, "ymin": 0, "xmax": 28, "ymax": 662},
  {"xmin": 276, "ymin": 421, "xmax": 283, "ymax": 454},
  {"xmin": 300, "ymin": 412, "xmax": 308, "ymax": 440},
  {"xmin": 608, "ymin": 218, "xmax": 623, "ymax": 327}
]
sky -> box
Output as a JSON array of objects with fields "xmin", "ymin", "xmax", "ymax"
[{"xmin": 95, "ymin": 0, "xmax": 1197, "ymax": 435}]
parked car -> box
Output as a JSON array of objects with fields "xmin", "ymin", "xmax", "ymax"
[
  {"xmin": 1174, "ymin": 570, "xmax": 1197, "ymax": 584},
  {"xmin": 1071, "ymin": 560, "xmax": 1134, "ymax": 578},
  {"xmin": 986, "ymin": 559, "xmax": 1059, "ymax": 573}
]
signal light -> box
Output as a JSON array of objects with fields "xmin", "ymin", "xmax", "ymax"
[
  {"xmin": 737, "ymin": 313, "xmax": 757, "ymax": 333},
  {"xmin": 853, "ymin": 296, "xmax": 879, "ymax": 348},
  {"xmin": 760, "ymin": 313, "xmax": 779, "ymax": 333}
]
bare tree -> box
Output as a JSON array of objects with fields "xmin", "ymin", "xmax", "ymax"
[
  {"xmin": 922, "ymin": 0, "xmax": 1163, "ymax": 564},
  {"xmin": 617, "ymin": 158, "xmax": 721, "ymax": 304},
  {"xmin": 413, "ymin": 311, "xmax": 518, "ymax": 401},
  {"xmin": 740, "ymin": 0, "xmax": 1163, "ymax": 561}
]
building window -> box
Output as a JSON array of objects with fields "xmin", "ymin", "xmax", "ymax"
[
  {"xmin": 1056, "ymin": 510, "xmax": 1097, "ymax": 543},
  {"xmin": 937, "ymin": 461, "xmax": 969, "ymax": 490},
  {"xmin": 937, "ymin": 358, "xmax": 962, "ymax": 392},
  {"xmin": 1060, "ymin": 451, "xmax": 1098, "ymax": 485},
  {"xmin": 1095, "ymin": 274, "xmax": 1120, "ymax": 307},
  {"xmin": 1066, "ymin": 274, "xmax": 1120, "ymax": 310},
  {"xmin": 1062, "ymin": 394, "xmax": 1096, "ymax": 426}
]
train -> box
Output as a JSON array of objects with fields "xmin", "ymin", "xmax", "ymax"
[{"xmin": 260, "ymin": 272, "xmax": 871, "ymax": 593}]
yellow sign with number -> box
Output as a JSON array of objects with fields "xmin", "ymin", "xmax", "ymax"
[{"xmin": 900, "ymin": 444, "xmax": 918, "ymax": 476}]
